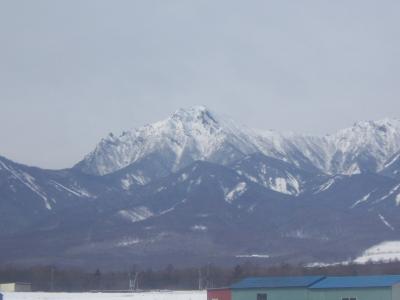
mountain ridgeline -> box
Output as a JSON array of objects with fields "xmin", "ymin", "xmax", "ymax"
[{"xmin": 1, "ymin": 106, "xmax": 400, "ymax": 268}]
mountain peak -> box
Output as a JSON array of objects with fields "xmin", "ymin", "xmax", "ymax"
[
  {"xmin": 170, "ymin": 105, "xmax": 218, "ymax": 125},
  {"xmin": 75, "ymin": 105, "xmax": 255, "ymax": 175},
  {"xmin": 75, "ymin": 107, "xmax": 400, "ymax": 177},
  {"xmin": 351, "ymin": 118, "xmax": 400, "ymax": 130},
  {"xmin": 174, "ymin": 105, "xmax": 209, "ymax": 114}
]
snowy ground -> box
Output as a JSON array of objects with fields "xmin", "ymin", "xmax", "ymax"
[
  {"xmin": 353, "ymin": 240, "xmax": 400, "ymax": 263},
  {"xmin": 307, "ymin": 240, "xmax": 400, "ymax": 267},
  {"xmin": 1, "ymin": 291, "xmax": 205, "ymax": 300}
]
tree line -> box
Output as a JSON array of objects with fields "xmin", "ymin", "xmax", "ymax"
[{"xmin": 1, "ymin": 261, "xmax": 400, "ymax": 292}]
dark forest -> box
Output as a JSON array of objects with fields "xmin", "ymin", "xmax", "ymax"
[{"xmin": 2, "ymin": 261, "xmax": 400, "ymax": 292}]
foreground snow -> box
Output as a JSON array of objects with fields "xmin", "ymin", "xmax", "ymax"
[
  {"xmin": 353, "ymin": 240, "xmax": 400, "ymax": 263},
  {"xmin": 1, "ymin": 291, "xmax": 205, "ymax": 300},
  {"xmin": 307, "ymin": 240, "xmax": 400, "ymax": 267}
]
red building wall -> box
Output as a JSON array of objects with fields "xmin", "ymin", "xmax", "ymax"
[{"xmin": 207, "ymin": 288, "xmax": 231, "ymax": 300}]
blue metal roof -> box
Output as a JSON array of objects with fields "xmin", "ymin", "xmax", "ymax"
[
  {"xmin": 231, "ymin": 276, "xmax": 325, "ymax": 289},
  {"xmin": 310, "ymin": 275, "xmax": 400, "ymax": 289}
]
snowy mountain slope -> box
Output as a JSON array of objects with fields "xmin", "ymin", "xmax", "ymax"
[
  {"xmin": 231, "ymin": 153, "xmax": 325, "ymax": 195},
  {"xmin": 75, "ymin": 107, "xmax": 400, "ymax": 177},
  {"xmin": 2, "ymin": 106, "xmax": 400, "ymax": 267},
  {"xmin": 302, "ymin": 171, "xmax": 400, "ymax": 209},
  {"xmin": 3, "ymin": 155, "xmax": 400, "ymax": 267},
  {"xmin": 101, "ymin": 153, "xmax": 174, "ymax": 191},
  {"xmin": 0, "ymin": 155, "xmax": 128, "ymax": 236},
  {"xmin": 109, "ymin": 161, "xmax": 310, "ymax": 262},
  {"xmin": 75, "ymin": 106, "xmax": 329, "ymax": 176},
  {"xmin": 0, "ymin": 160, "xmax": 297, "ymax": 267},
  {"xmin": 75, "ymin": 106, "xmax": 260, "ymax": 176},
  {"xmin": 253, "ymin": 131, "xmax": 330, "ymax": 173},
  {"xmin": 256, "ymin": 119, "xmax": 400, "ymax": 175},
  {"xmin": 129, "ymin": 160, "xmax": 292, "ymax": 213},
  {"xmin": 326, "ymin": 119, "xmax": 400, "ymax": 174},
  {"xmin": 287, "ymin": 173, "xmax": 400, "ymax": 262},
  {"xmin": 299, "ymin": 172, "xmax": 400, "ymax": 242},
  {"xmin": 381, "ymin": 150, "xmax": 400, "ymax": 179}
]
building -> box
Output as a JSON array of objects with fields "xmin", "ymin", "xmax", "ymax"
[
  {"xmin": 230, "ymin": 276, "xmax": 325, "ymax": 300},
  {"xmin": 207, "ymin": 287, "xmax": 231, "ymax": 300},
  {"xmin": 0, "ymin": 282, "xmax": 32, "ymax": 292},
  {"xmin": 309, "ymin": 275, "xmax": 400, "ymax": 300},
  {"xmin": 208, "ymin": 275, "xmax": 400, "ymax": 300}
]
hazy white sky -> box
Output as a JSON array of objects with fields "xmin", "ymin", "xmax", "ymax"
[{"xmin": 1, "ymin": 0, "xmax": 400, "ymax": 169}]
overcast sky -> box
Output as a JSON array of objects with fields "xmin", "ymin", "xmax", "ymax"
[{"xmin": 1, "ymin": 0, "xmax": 400, "ymax": 169}]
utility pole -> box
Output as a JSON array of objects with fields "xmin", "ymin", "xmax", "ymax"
[
  {"xmin": 50, "ymin": 266, "xmax": 54, "ymax": 292},
  {"xmin": 133, "ymin": 271, "xmax": 140, "ymax": 291},
  {"xmin": 129, "ymin": 267, "xmax": 140, "ymax": 292},
  {"xmin": 128, "ymin": 272, "xmax": 134, "ymax": 291},
  {"xmin": 198, "ymin": 268, "xmax": 203, "ymax": 290},
  {"xmin": 206, "ymin": 263, "xmax": 210, "ymax": 289}
]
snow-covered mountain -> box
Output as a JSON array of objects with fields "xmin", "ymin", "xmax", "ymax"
[
  {"xmin": 75, "ymin": 106, "xmax": 334, "ymax": 176},
  {"xmin": 75, "ymin": 106, "xmax": 400, "ymax": 177},
  {"xmin": 2, "ymin": 105, "xmax": 400, "ymax": 268},
  {"xmin": 75, "ymin": 106, "xmax": 260, "ymax": 176},
  {"xmin": 231, "ymin": 153, "xmax": 326, "ymax": 195},
  {"xmin": 326, "ymin": 119, "xmax": 400, "ymax": 174},
  {"xmin": 3, "ymin": 156, "xmax": 400, "ymax": 268},
  {"xmin": 0, "ymin": 155, "xmax": 131, "ymax": 235},
  {"xmin": 381, "ymin": 150, "xmax": 400, "ymax": 179}
]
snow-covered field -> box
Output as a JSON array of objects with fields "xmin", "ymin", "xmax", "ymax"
[
  {"xmin": 353, "ymin": 240, "xmax": 400, "ymax": 263},
  {"xmin": 1, "ymin": 291, "xmax": 205, "ymax": 300},
  {"xmin": 307, "ymin": 240, "xmax": 400, "ymax": 267}
]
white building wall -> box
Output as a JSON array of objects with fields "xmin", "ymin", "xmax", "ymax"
[
  {"xmin": 0, "ymin": 283, "xmax": 16, "ymax": 292},
  {"xmin": 0, "ymin": 283, "xmax": 31, "ymax": 292}
]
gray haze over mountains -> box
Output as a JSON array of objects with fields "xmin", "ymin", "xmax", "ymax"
[{"xmin": 1, "ymin": 1, "xmax": 400, "ymax": 168}]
